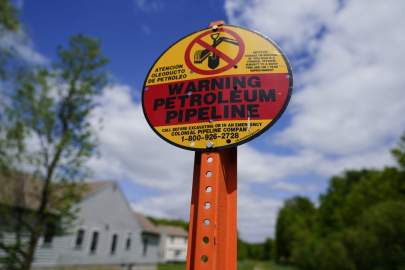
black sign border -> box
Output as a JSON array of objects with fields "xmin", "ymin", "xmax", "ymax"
[{"xmin": 141, "ymin": 24, "xmax": 293, "ymax": 152}]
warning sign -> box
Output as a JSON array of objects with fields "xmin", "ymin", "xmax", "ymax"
[{"xmin": 142, "ymin": 25, "xmax": 293, "ymax": 151}]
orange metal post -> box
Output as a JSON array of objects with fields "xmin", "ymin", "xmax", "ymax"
[{"xmin": 186, "ymin": 148, "xmax": 237, "ymax": 270}]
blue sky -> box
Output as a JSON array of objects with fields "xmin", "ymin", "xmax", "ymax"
[
  {"xmin": 21, "ymin": 0, "xmax": 229, "ymax": 99},
  {"xmin": 8, "ymin": 0, "xmax": 405, "ymax": 242}
]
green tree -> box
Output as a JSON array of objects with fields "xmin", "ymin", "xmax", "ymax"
[
  {"xmin": 237, "ymin": 237, "xmax": 249, "ymax": 261},
  {"xmin": 262, "ymin": 238, "xmax": 274, "ymax": 260},
  {"xmin": 274, "ymin": 196, "xmax": 316, "ymax": 263},
  {"xmin": 392, "ymin": 132, "xmax": 405, "ymax": 170},
  {"xmin": 276, "ymin": 132, "xmax": 405, "ymax": 270},
  {"xmin": 347, "ymin": 200, "xmax": 405, "ymax": 270},
  {"xmin": 318, "ymin": 169, "xmax": 377, "ymax": 233},
  {"xmin": 236, "ymin": 237, "xmax": 274, "ymax": 261},
  {"xmin": 148, "ymin": 216, "xmax": 189, "ymax": 231},
  {"xmin": 292, "ymin": 233, "xmax": 356, "ymax": 270},
  {"xmin": 0, "ymin": 34, "xmax": 108, "ymax": 270},
  {"xmin": 0, "ymin": 0, "xmax": 19, "ymax": 32},
  {"xmin": 0, "ymin": 0, "xmax": 19, "ymax": 79}
]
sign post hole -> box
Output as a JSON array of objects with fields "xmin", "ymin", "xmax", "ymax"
[{"xmin": 186, "ymin": 147, "xmax": 237, "ymax": 270}]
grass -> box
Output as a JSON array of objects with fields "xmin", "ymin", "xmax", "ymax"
[
  {"xmin": 238, "ymin": 260, "xmax": 296, "ymax": 270},
  {"xmin": 158, "ymin": 263, "xmax": 186, "ymax": 270},
  {"xmin": 158, "ymin": 261, "xmax": 296, "ymax": 270}
]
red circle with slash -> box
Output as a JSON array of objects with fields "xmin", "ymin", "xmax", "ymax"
[{"xmin": 184, "ymin": 28, "xmax": 245, "ymax": 75}]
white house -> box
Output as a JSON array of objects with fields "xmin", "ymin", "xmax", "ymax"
[
  {"xmin": 157, "ymin": 225, "xmax": 188, "ymax": 263},
  {"xmin": 1, "ymin": 180, "xmax": 160, "ymax": 270}
]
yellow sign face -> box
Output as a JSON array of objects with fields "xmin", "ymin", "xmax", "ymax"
[{"xmin": 142, "ymin": 25, "xmax": 293, "ymax": 151}]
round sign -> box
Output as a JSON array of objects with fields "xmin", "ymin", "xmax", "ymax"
[{"xmin": 142, "ymin": 24, "xmax": 293, "ymax": 151}]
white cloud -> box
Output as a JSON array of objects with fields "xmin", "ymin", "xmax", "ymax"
[
  {"xmin": 225, "ymin": 0, "xmax": 339, "ymax": 53},
  {"xmin": 239, "ymin": 147, "xmax": 323, "ymax": 182},
  {"xmin": 134, "ymin": 0, "xmax": 164, "ymax": 12},
  {"xmin": 275, "ymin": 0, "xmax": 405, "ymax": 155},
  {"xmin": 86, "ymin": 85, "xmax": 290, "ymax": 241},
  {"xmin": 0, "ymin": 29, "xmax": 47, "ymax": 65},
  {"xmin": 130, "ymin": 182, "xmax": 283, "ymax": 242},
  {"xmin": 88, "ymin": 84, "xmax": 193, "ymax": 191},
  {"xmin": 239, "ymin": 145, "xmax": 393, "ymax": 184},
  {"xmin": 1, "ymin": 0, "xmax": 401, "ymax": 244},
  {"xmin": 226, "ymin": 0, "xmax": 405, "ymax": 159},
  {"xmin": 14, "ymin": 0, "xmax": 24, "ymax": 9},
  {"xmin": 223, "ymin": 0, "xmax": 405, "ymax": 241},
  {"xmin": 86, "ymin": 86, "xmax": 302, "ymax": 189},
  {"xmin": 238, "ymin": 190, "xmax": 282, "ymax": 242},
  {"xmin": 86, "ymin": 0, "xmax": 405, "ymax": 242},
  {"xmin": 131, "ymin": 191, "xmax": 191, "ymax": 220},
  {"xmin": 88, "ymin": 84, "xmax": 395, "ymax": 242},
  {"xmin": 140, "ymin": 24, "xmax": 152, "ymax": 35}
]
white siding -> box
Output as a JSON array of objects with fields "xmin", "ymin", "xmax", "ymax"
[
  {"xmin": 160, "ymin": 234, "xmax": 187, "ymax": 262},
  {"xmin": 23, "ymin": 183, "xmax": 160, "ymax": 268}
]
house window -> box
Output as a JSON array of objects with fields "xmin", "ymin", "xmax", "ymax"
[
  {"xmin": 126, "ymin": 234, "xmax": 131, "ymax": 251},
  {"xmin": 43, "ymin": 222, "xmax": 55, "ymax": 246},
  {"xmin": 89, "ymin": 231, "xmax": 99, "ymax": 254},
  {"xmin": 175, "ymin": 250, "xmax": 181, "ymax": 257},
  {"xmin": 142, "ymin": 237, "xmax": 148, "ymax": 256},
  {"xmin": 110, "ymin": 234, "xmax": 118, "ymax": 255},
  {"xmin": 75, "ymin": 229, "xmax": 85, "ymax": 249}
]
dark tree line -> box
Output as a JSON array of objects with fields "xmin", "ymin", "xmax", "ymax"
[
  {"xmin": 238, "ymin": 237, "xmax": 274, "ymax": 261},
  {"xmin": 274, "ymin": 134, "xmax": 405, "ymax": 270},
  {"xmin": 148, "ymin": 216, "xmax": 189, "ymax": 231}
]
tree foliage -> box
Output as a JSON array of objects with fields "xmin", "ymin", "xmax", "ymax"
[
  {"xmin": 147, "ymin": 216, "xmax": 189, "ymax": 231},
  {"xmin": 392, "ymin": 132, "xmax": 405, "ymax": 170},
  {"xmin": 0, "ymin": 31, "xmax": 108, "ymax": 270},
  {"xmin": 237, "ymin": 237, "xmax": 274, "ymax": 261},
  {"xmin": 275, "ymin": 196, "xmax": 316, "ymax": 263},
  {"xmin": 0, "ymin": 0, "xmax": 38, "ymax": 81},
  {"xmin": 274, "ymin": 133, "xmax": 405, "ymax": 270},
  {"xmin": 0, "ymin": 0, "xmax": 19, "ymax": 31}
]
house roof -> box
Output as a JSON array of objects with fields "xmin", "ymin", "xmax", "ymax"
[
  {"xmin": 84, "ymin": 181, "xmax": 115, "ymax": 197},
  {"xmin": 1, "ymin": 175, "xmax": 185, "ymax": 237},
  {"xmin": 157, "ymin": 225, "xmax": 188, "ymax": 237},
  {"xmin": 133, "ymin": 211, "xmax": 160, "ymax": 235},
  {"xmin": 131, "ymin": 212, "xmax": 188, "ymax": 237},
  {"xmin": 0, "ymin": 174, "xmax": 115, "ymax": 210}
]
